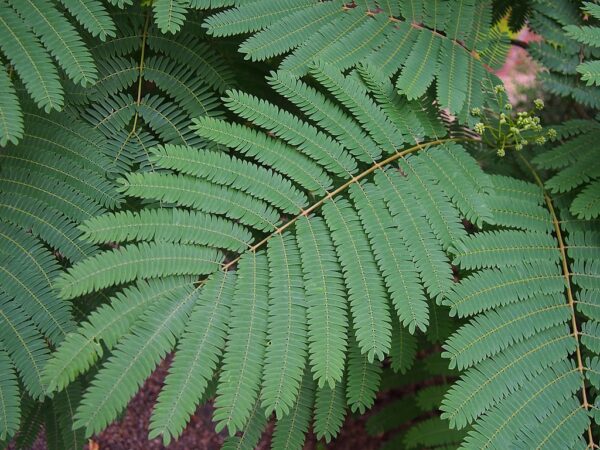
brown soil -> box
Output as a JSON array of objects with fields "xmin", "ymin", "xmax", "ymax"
[
  {"xmin": 87, "ymin": 359, "xmax": 382, "ymax": 450},
  {"xmin": 20, "ymin": 358, "xmax": 383, "ymax": 450}
]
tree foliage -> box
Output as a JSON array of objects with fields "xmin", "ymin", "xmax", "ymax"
[{"xmin": 0, "ymin": 1, "xmax": 599, "ymax": 449}]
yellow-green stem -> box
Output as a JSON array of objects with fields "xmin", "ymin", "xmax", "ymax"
[
  {"xmin": 131, "ymin": 13, "xmax": 151, "ymax": 133},
  {"xmin": 518, "ymin": 153, "xmax": 595, "ymax": 449},
  {"xmin": 221, "ymin": 137, "xmax": 468, "ymax": 271}
]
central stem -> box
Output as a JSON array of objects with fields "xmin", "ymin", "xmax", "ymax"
[
  {"xmin": 221, "ymin": 137, "xmax": 466, "ymax": 271},
  {"xmin": 131, "ymin": 12, "xmax": 151, "ymax": 133},
  {"xmin": 518, "ymin": 153, "xmax": 595, "ymax": 448}
]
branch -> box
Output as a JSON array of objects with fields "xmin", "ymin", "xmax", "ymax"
[
  {"xmin": 221, "ymin": 137, "xmax": 471, "ymax": 271},
  {"xmin": 518, "ymin": 153, "xmax": 596, "ymax": 449},
  {"xmin": 510, "ymin": 39, "xmax": 529, "ymax": 50}
]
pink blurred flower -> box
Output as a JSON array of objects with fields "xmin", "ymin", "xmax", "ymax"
[{"xmin": 495, "ymin": 28, "xmax": 541, "ymax": 104}]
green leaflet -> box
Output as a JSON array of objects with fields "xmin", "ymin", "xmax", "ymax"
[
  {"xmin": 0, "ymin": 200, "xmax": 96, "ymax": 266},
  {"xmin": 0, "ymin": 64, "xmax": 23, "ymax": 146},
  {"xmin": 44, "ymin": 277, "xmax": 193, "ymax": 393},
  {"xmin": 191, "ymin": 117, "xmax": 333, "ymax": 194},
  {"xmin": 317, "ymin": 12, "xmax": 394, "ymax": 73},
  {"xmin": 50, "ymin": 382, "xmax": 85, "ymax": 450},
  {"xmin": 148, "ymin": 33, "xmax": 235, "ymax": 93},
  {"xmin": 398, "ymin": 156, "xmax": 468, "ymax": 249},
  {"xmin": 0, "ymin": 349, "xmax": 19, "ymax": 440},
  {"xmin": 366, "ymin": 22, "xmax": 419, "ymax": 76},
  {"xmin": 416, "ymin": 384, "xmax": 447, "ymax": 411},
  {"xmin": 0, "ymin": 292, "xmax": 50, "ymax": 400},
  {"xmin": 267, "ymin": 70, "xmax": 381, "ymax": 164},
  {"xmin": 205, "ymin": 0, "xmax": 316, "ymax": 38},
  {"xmin": 142, "ymin": 56, "xmax": 224, "ymax": 118},
  {"xmin": 0, "ymin": 2, "xmax": 63, "ymax": 113},
  {"xmin": 571, "ymin": 179, "xmax": 600, "ymax": 219},
  {"xmin": 462, "ymin": 361, "xmax": 583, "ymax": 449},
  {"xmin": 56, "ymin": 242, "xmax": 223, "ymax": 299},
  {"xmin": 451, "ymin": 230, "xmax": 560, "ymax": 269},
  {"xmin": 153, "ymin": 0, "xmax": 189, "ymax": 34},
  {"xmin": 350, "ymin": 182, "xmax": 428, "ymax": 333},
  {"xmin": 322, "ymin": 198, "xmax": 391, "ymax": 363},
  {"xmin": 529, "ymin": 1, "xmax": 600, "ymax": 107},
  {"xmin": 310, "ymin": 61, "xmax": 405, "ymax": 151},
  {"xmin": 442, "ymin": 325, "xmax": 576, "ymax": 429},
  {"xmin": 8, "ymin": 0, "xmax": 97, "ymax": 87},
  {"xmin": 355, "ymin": 64, "xmax": 435, "ymax": 142},
  {"xmin": 80, "ymin": 208, "xmax": 253, "ymax": 253},
  {"xmin": 375, "ymin": 168, "xmax": 454, "ymax": 301},
  {"xmin": 12, "ymin": 396, "xmax": 44, "ymax": 449},
  {"xmin": 396, "ymin": 31, "xmax": 442, "ymax": 100},
  {"xmin": 389, "ymin": 319, "xmax": 417, "ymax": 374},
  {"xmin": 149, "ymin": 272, "xmax": 235, "ymax": 444},
  {"xmin": 271, "ymin": 368, "xmax": 315, "ymax": 450},
  {"xmin": 262, "ymin": 234, "xmax": 307, "ymax": 419},
  {"xmin": 281, "ymin": 6, "xmax": 368, "ymax": 75},
  {"xmin": 313, "ymin": 377, "xmax": 346, "ymax": 443},
  {"xmin": 238, "ymin": 1, "xmax": 344, "ymax": 62},
  {"xmin": 577, "ymin": 290, "xmax": 600, "ymax": 322},
  {"xmin": 73, "ymin": 283, "xmax": 198, "ymax": 436},
  {"xmin": 534, "ymin": 125, "xmax": 600, "ymax": 219},
  {"xmin": 563, "ymin": 3, "xmax": 600, "ymax": 88},
  {"xmin": 444, "ymin": 294, "xmax": 570, "ymax": 370},
  {"xmin": 346, "ymin": 332, "xmax": 382, "ymax": 413},
  {"xmin": 437, "ymin": 40, "xmax": 469, "ymax": 113},
  {"xmin": 417, "ymin": 144, "xmax": 494, "ymax": 226},
  {"xmin": 577, "ymin": 60, "xmax": 600, "ymax": 86},
  {"xmin": 295, "ymin": 216, "xmax": 348, "ymax": 389},
  {"xmin": 0, "ymin": 167, "xmax": 105, "ymax": 223},
  {"xmin": 58, "ymin": 0, "xmax": 115, "ymax": 41},
  {"xmin": 512, "ymin": 397, "xmax": 589, "ymax": 449},
  {"xmin": 404, "ymin": 417, "xmax": 467, "ymax": 449},
  {"xmin": 150, "ymin": 144, "xmax": 308, "ymax": 213},
  {"xmin": 221, "ymin": 401, "xmax": 267, "ymax": 450},
  {"xmin": 0, "ymin": 223, "xmax": 74, "ymax": 345},
  {"xmin": 0, "ymin": 146, "xmax": 120, "ymax": 209},
  {"xmin": 223, "ymin": 90, "xmax": 358, "ymax": 178},
  {"xmin": 581, "ymin": 320, "xmax": 600, "ymax": 353},
  {"xmin": 137, "ymin": 94, "xmax": 203, "ymax": 146},
  {"xmin": 214, "ymin": 252, "xmax": 269, "ymax": 435},
  {"xmin": 120, "ymin": 172, "xmax": 281, "ymax": 231},
  {"xmin": 444, "ymin": 261, "xmax": 565, "ymax": 318}
]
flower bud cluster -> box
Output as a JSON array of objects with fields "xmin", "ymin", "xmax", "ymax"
[{"xmin": 470, "ymin": 90, "xmax": 555, "ymax": 157}]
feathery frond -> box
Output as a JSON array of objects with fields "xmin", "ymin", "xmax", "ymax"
[
  {"xmin": 534, "ymin": 124, "xmax": 600, "ymax": 219},
  {"xmin": 47, "ymin": 61, "xmax": 496, "ymax": 444},
  {"xmin": 0, "ymin": 103, "xmax": 118, "ymax": 441},
  {"xmin": 441, "ymin": 171, "xmax": 599, "ymax": 448}
]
